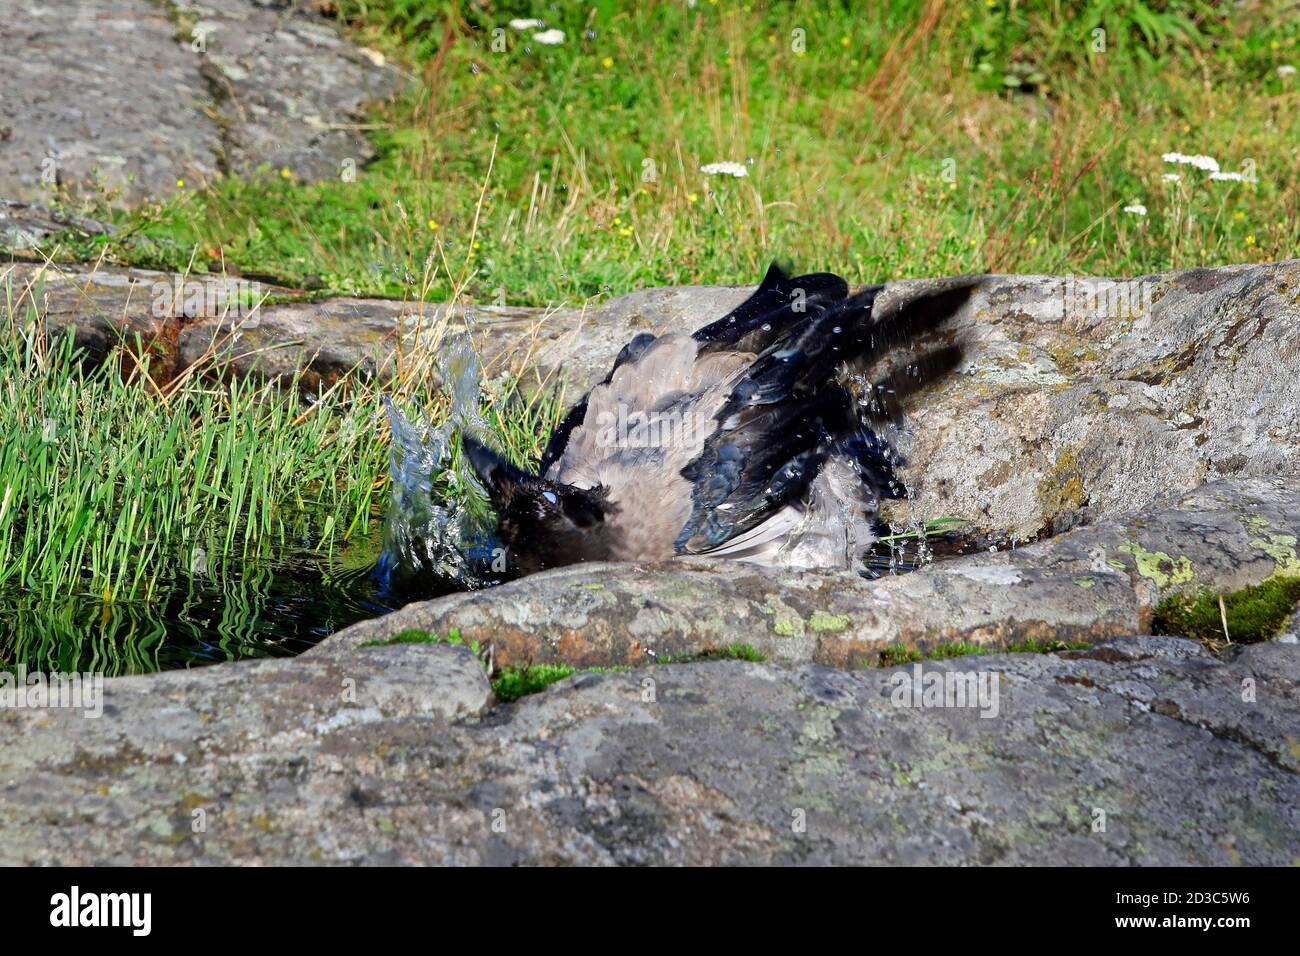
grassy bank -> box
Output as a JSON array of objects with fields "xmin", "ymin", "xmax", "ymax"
[
  {"xmin": 0, "ymin": 266, "xmax": 562, "ymax": 673},
  {"xmin": 39, "ymin": 0, "xmax": 1300, "ymax": 303}
]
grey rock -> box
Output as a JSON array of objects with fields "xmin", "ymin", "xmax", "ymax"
[
  {"xmin": 318, "ymin": 476, "xmax": 1300, "ymax": 668},
  {"xmin": 892, "ymin": 264, "xmax": 1300, "ymax": 539},
  {"xmin": 0, "ymin": 200, "xmax": 118, "ymax": 248},
  {"xmin": 1280, "ymin": 604, "xmax": 1300, "ymax": 644},
  {"xmin": 7, "ymin": 260, "xmax": 747, "ymax": 392},
  {"xmin": 170, "ymin": 0, "xmax": 401, "ymax": 180},
  {"xmin": 165, "ymin": 282, "xmax": 753, "ymax": 392},
  {"xmin": 0, "ymin": 0, "xmax": 222, "ymax": 205},
  {"xmin": 175, "ymin": 294, "xmax": 554, "ymax": 392},
  {"xmin": 1, "ymin": 636, "xmax": 1295, "ymax": 864},
  {"xmin": 0, "ymin": 0, "xmax": 399, "ymax": 219},
  {"xmin": 318, "ymin": 554, "xmax": 1140, "ymax": 671}
]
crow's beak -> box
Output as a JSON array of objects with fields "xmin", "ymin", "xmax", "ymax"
[{"xmin": 460, "ymin": 434, "xmax": 531, "ymax": 504}]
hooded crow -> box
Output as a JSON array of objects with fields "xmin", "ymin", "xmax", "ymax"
[{"xmin": 462, "ymin": 264, "xmax": 976, "ymax": 576}]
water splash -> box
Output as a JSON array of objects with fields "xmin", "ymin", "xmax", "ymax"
[
  {"xmin": 845, "ymin": 369, "xmax": 960, "ymax": 577},
  {"xmin": 374, "ymin": 334, "xmax": 500, "ymax": 594}
]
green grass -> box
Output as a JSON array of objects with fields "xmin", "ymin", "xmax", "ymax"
[
  {"xmin": 362, "ymin": 626, "xmax": 480, "ymax": 651},
  {"xmin": 491, "ymin": 662, "xmax": 577, "ymax": 702},
  {"xmin": 490, "ymin": 642, "xmax": 769, "ymax": 701},
  {"xmin": 1151, "ymin": 576, "xmax": 1300, "ymax": 645},
  {"xmin": 875, "ymin": 636, "xmax": 1093, "ymax": 667},
  {"xmin": 0, "ymin": 312, "xmax": 367, "ymax": 602},
  {"xmin": 657, "ymin": 642, "xmax": 770, "ymax": 664},
  {"xmin": 0, "ymin": 269, "xmax": 564, "ymax": 673},
  {"xmin": 696, "ymin": 642, "xmax": 768, "ymax": 662},
  {"xmin": 34, "ymin": 0, "xmax": 1300, "ymax": 304}
]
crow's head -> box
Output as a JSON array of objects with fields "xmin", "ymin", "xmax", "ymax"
[{"xmin": 461, "ymin": 436, "xmax": 620, "ymax": 575}]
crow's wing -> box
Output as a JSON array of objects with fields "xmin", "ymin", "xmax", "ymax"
[
  {"xmin": 539, "ymin": 263, "xmax": 848, "ymax": 476},
  {"xmin": 676, "ymin": 281, "xmax": 979, "ymax": 556},
  {"xmin": 693, "ymin": 262, "xmax": 849, "ymax": 354}
]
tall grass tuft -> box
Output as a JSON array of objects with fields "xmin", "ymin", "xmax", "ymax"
[{"xmin": 0, "ymin": 263, "xmax": 564, "ymax": 674}]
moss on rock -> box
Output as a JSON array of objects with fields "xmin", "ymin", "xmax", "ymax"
[{"xmin": 1152, "ymin": 576, "xmax": 1300, "ymax": 645}]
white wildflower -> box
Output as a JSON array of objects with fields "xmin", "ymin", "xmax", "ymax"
[
  {"xmin": 509, "ymin": 19, "xmax": 544, "ymax": 30},
  {"xmin": 1209, "ymin": 171, "xmax": 1244, "ymax": 181},
  {"xmin": 700, "ymin": 161, "xmax": 749, "ymax": 178},
  {"xmin": 1278, "ymin": 65, "xmax": 1297, "ymax": 77},
  {"xmin": 1161, "ymin": 152, "xmax": 1220, "ymax": 173},
  {"xmin": 1123, "ymin": 204, "xmax": 1148, "ymax": 216},
  {"xmin": 532, "ymin": 29, "xmax": 565, "ymax": 45},
  {"xmin": 1162, "ymin": 173, "xmax": 1182, "ymax": 182}
]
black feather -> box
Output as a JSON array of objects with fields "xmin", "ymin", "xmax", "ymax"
[
  {"xmin": 713, "ymin": 285, "xmax": 884, "ymax": 418},
  {"xmin": 676, "ymin": 386, "xmax": 851, "ymax": 550},
  {"xmin": 693, "ymin": 261, "xmax": 849, "ymax": 355},
  {"xmin": 538, "ymin": 396, "xmax": 587, "ymax": 476},
  {"xmin": 677, "ymin": 279, "xmax": 978, "ymax": 554}
]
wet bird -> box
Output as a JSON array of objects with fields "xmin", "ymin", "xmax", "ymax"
[{"xmin": 462, "ymin": 264, "xmax": 977, "ymax": 576}]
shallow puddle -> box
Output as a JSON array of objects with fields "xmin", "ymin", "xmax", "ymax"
[
  {"xmin": 0, "ymin": 539, "xmax": 480, "ymax": 676},
  {"xmin": 0, "ymin": 526, "xmax": 996, "ymax": 676}
]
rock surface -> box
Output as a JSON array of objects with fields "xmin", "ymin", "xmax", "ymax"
[
  {"xmin": 0, "ymin": 0, "xmax": 398, "ymax": 243},
  {"xmin": 0, "ymin": 0, "xmax": 221, "ymax": 212},
  {"xmin": 0, "ymin": 202, "xmax": 117, "ymax": 250},
  {"xmin": 898, "ymin": 264, "xmax": 1300, "ymax": 541},
  {"xmin": 2, "ymin": 636, "xmax": 1296, "ymax": 865},
  {"xmin": 321, "ymin": 477, "xmax": 1300, "ymax": 668},
  {"xmin": 169, "ymin": 0, "xmax": 401, "ymax": 182},
  {"xmin": 3, "ymin": 259, "xmax": 741, "ymax": 391}
]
